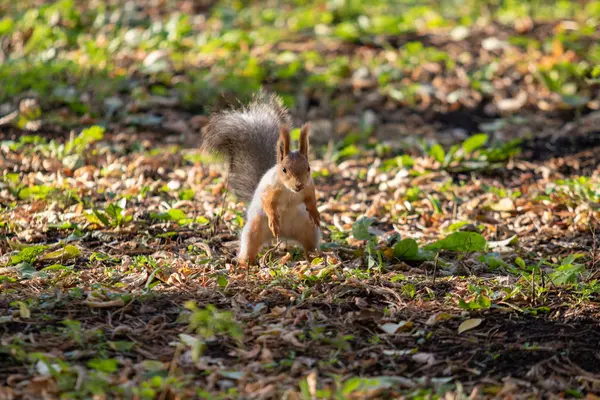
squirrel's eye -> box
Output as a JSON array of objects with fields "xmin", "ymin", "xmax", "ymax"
[
  {"xmin": 308, "ymin": 166, "xmax": 310, "ymax": 172},
  {"xmin": 282, "ymin": 167, "xmax": 287, "ymax": 173}
]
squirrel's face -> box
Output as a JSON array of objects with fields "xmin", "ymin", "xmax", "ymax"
[
  {"xmin": 278, "ymin": 152, "xmax": 310, "ymax": 192},
  {"xmin": 277, "ymin": 123, "xmax": 311, "ymax": 193}
]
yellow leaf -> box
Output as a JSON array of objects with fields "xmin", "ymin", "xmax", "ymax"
[
  {"xmin": 16, "ymin": 301, "xmax": 30, "ymax": 319},
  {"xmin": 425, "ymin": 312, "xmax": 453, "ymax": 326},
  {"xmin": 40, "ymin": 245, "xmax": 81, "ymax": 261},
  {"xmin": 8, "ymin": 239, "xmax": 31, "ymax": 250},
  {"xmin": 458, "ymin": 318, "xmax": 482, "ymax": 334},
  {"xmin": 489, "ymin": 198, "xmax": 515, "ymax": 212},
  {"xmin": 382, "ymin": 247, "xmax": 394, "ymax": 259}
]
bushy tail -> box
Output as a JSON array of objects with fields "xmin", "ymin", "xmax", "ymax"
[{"xmin": 201, "ymin": 91, "xmax": 291, "ymax": 201}]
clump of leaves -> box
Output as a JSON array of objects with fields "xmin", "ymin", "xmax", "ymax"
[
  {"xmin": 179, "ymin": 303, "xmax": 243, "ymax": 362},
  {"xmin": 425, "ymin": 134, "xmax": 521, "ymax": 172},
  {"xmin": 352, "ymin": 217, "xmax": 383, "ymax": 270},
  {"xmin": 393, "ymin": 238, "xmax": 435, "ymax": 262},
  {"xmin": 10, "ymin": 245, "xmax": 48, "ymax": 265},
  {"xmin": 32, "ymin": 125, "xmax": 105, "ymax": 169},
  {"xmin": 85, "ymin": 198, "xmax": 132, "ymax": 228},
  {"xmin": 424, "ymin": 232, "xmax": 487, "ymax": 253},
  {"xmin": 549, "ymin": 254, "xmax": 587, "ymax": 286},
  {"xmin": 458, "ymin": 284, "xmax": 492, "ymax": 310}
]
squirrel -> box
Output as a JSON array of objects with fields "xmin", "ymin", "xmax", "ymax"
[{"xmin": 201, "ymin": 91, "xmax": 321, "ymax": 266}]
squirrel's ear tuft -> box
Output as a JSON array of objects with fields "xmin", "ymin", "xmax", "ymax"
[
  {"xmin": 299, "ymin": 123, "xmax": 310, "ymax": 157},
  {"xmin": 278, "ymin": 126, "xmax": 291, "ymax": 161}
]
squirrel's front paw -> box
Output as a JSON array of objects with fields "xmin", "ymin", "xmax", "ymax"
[
  {"xmin": 268, "ymin": 218, "xmax": 280, "ymax": 238},
  {"xmin": 309, "ymin": 211, "xmax": 321, "ymax": 227}
]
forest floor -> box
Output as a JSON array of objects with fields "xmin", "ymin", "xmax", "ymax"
[{"xmin": 1, "ymin": 1, "xmax": 600, "ymax": 399}]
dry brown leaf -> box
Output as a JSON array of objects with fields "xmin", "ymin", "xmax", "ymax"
[
  {"xmin": 458, "ymin": 318, "xmax": 483, "ymax": 334},
  {"xmin": 83, "ymin": 299, "xmax": 125, "ymax": 308}
]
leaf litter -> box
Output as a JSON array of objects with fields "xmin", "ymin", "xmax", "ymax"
[{"xmin": 1, "ymin": 1, "xmax": 600, "ymax": 399}]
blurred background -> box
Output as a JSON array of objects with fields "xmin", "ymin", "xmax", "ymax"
[{"xmin": 1, "ymin": 0, "xmax": 599, "ymax": 152}]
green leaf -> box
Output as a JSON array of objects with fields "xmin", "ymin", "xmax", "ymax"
[
  {"xmin": 150, "ymin": 208, "xmax": 187, "ymax": 222},
  {"xmin": 424, "ymin": 232, "xmax": 487, "ymax": 252},
  {"xmin": 334, "ymin": 22, "xmax": 360, "ymax": 41},
  {"xmin": 458, "ymin": 295, "xmax": 491, "ymax": 310},
  {"xmin": 462, "ymin": 133, "xmax": 488, "ymax": 154},
  {"xmin": 393, "ymin": 239, "xmax": 418, "ymax": 259},
  {"xmin": 342, "ymin": 377, "xmax": 362, "ymax": 395},
  {"xmin": 106, "ymin": 203, "xmax": 123, "ymax": 220},
  {"xmin": 40, "ymin": 245, "xmax": 80, "ymax": 261},
  {"xmin": 89, "ymin": 210, "xmax": 110, "ymax": 226},
  {"xmin": 0, "ymin": 17, "xmax": 15, "ymax": 36},
  {"xmin": 299, "ymin": 378, "xmax": 311, "ymax": 400},
  {"xmin": 403, "ymin": 248, "xmax": 436, "ymax": 262},
  {"xmin": 18, "ymin": 185, "xmax": 52, "ymax": 200},
  {"xmin": 333, "ymin": 144, "xmax": 360, "ymax": 162},
  {"xmin": 217, "ymin": 275, "xmax": 228, "ymax": 288},
  {"xmin": 179, "ymin": 189, "xmax": 195, "ymax": 201},
  {"xmin": 108, "ymin": 341, "xmax": 135, "ymax": 351},
  {"xmin": 352, "ymin": 217, "xmax": 375, "ymax": 241},
  {"xmin": 41, "ymin": 264, "xmax": 73, "ymax": 271},
  {"xmin": 398, "ymin": 154, "xmax": 414, "ymax": 168},
  {"xmin": 479, "ymin": 253, "xmax": 507, "ymax": 270},
  {"xmin": 550, "ymin": 255, "xmax": 586, "ymax": 285},
  {"xmin": 140, "ymin": 360, "xmax": 167, "ymax": 371},
  {"xmin": 429, "ymin": 144, "xmax": 445, "ymax": 163},
  {"xmin": 66, "ymin": 125, "xmax": 105, "ymax": 155},
  {"xmin": 515, "ymin": 257, "xmax": 527, "ymax": 269},
  {"xmin": 14, "ymin": 301, "xmax": 30, "ymax": 318},
  {"xmin": 445, "ymin": 221, "xmax": 471, "ymax": 232},
  {"xmin": 11, "ymin": 245, "xmax": 48, "ymax": 265},
  {"xmin": 87, "ymin": 358, "xmax": 118, "ymax": 373}
]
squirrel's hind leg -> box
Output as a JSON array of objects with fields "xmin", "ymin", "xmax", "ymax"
[
  {"xmin": 238, "ymin": 214, "xmax": 272, "ymax": 266},
  {"xmin": 296, "ymin": 221, "xmax": 321, "ymax": 262},
  {"xmin": 282, "ymin": 207, "xmax": 321, "ymax": 262}
]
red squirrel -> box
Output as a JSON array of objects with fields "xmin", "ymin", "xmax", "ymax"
[{"xmin": 202, "ymin": 91, "xmax": 321, "ymax": 266}]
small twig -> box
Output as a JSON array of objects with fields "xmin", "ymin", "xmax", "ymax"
[
  {"xmin": 432, "ymin": 252, "xmax": 439, "ymax": 285},
  {"xmin": 531, "ymin": 267, "xmax": 536, "ymax": 306},
  {"xmin": 83, "ymin": 299, "xmax": 125, "ymax": 308},
  {"xmin": 211, "ymin": 173, "xmax": 230, "ymax": 237},
  {"xmin": 0, "ymin": 109, "xmax": 18, "ymax": 126},
  {"xmin": 158, "ymin": 343, "xmax": 182, "ymax": 400},
  {"xmin": 586, "ymin": 221, "xmax": 598, "ymax": 282},
  {"xmin": 260, "ymin": 239, "xmax": 283, "ymax": 267}
]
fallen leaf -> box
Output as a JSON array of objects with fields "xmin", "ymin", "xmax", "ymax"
[
  {"xmin": 379, "ymin": 321, "xmax": 413, "ymax": 334},
  {"xmin": 306, "ymin": 371, "xmax": 317, "ymax": 398},
  {"xmin": 83, "ymin": 299, "xmax": 125, "ymax": 308},
  {"xmin": 488, "ymin": 235, "xmax": 518, "ymax": 249},
  {"xmin": 489, "ymin": 198, "xmax": 516, "ymax": 212},
  {"xmin": 425, "ymin": 312, "xmax": 453, "ymax": 326},
  {"xmin": 458, "ymin": 318, "xmax": 483, "ymax": 334},
  {"xmin": 15, "ymin": 301, "xmax": 30, "ymax": 319},
  {"xmin": 412, "ymin": 352, "xmax": 436, "ymax": 365},
  {"xmin": 40, "ymin": 245, "xmax": 81, "ymax": 261},
  {"xmin": 281, "ymin": 330, "xmax": 305, "ymax": 348},
  {"xmin": 270, "ymin": 306, "xmax": 287, "ymax": 316},
  {"xmin": 382, "ymin": 349, "xmax": 413, "ymax": 356}
]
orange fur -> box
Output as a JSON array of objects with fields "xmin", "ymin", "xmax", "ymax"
[
  {"xmin": 303, "ymin": 186, "xmax": 321, "ymax": 227},
  {"xmin": 261, "ymin": 186, "xmax": 282, "ymax": 238},
  {"xmin": 278, "ymin": 126, "xmax": 290, "ymax": 162},
  {"xmin": 299, "ymin": 123, "xmax": 310, "ymax": 156}
]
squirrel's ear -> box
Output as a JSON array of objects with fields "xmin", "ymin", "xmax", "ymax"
[
  {"xmin": 299, "ymin": 123, "xmax": 310, "ymax": 157},
  {"xmin": 278, "ymin": 126, "xmax": 290, "ymax": 161}
]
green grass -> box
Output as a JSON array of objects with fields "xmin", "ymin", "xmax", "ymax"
[{"xmin": 1, "ymin": 0, "xmax": 599, "ymax": 120}]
